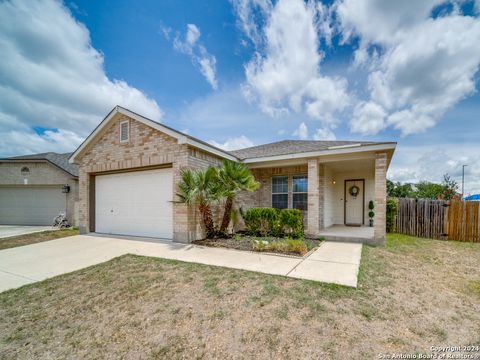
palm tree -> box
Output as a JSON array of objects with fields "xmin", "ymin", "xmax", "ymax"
[
  {"xmin": 217, "ymin": 160, "xmax": 259, "ymax": 234},
  {"xmin": 176, "ymin": 167, "xmax": 220, "ymax": 238}
]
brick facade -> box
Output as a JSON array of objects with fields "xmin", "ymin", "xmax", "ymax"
[
  {"xmin": 374, "ymin": 152, "xmax": 387, "ymax": 244},
  {"xmin": 76, "ymin": 114, "xmax": 222, "ymax": 243},
  {"xmin": 237, "ymin": 164, "xmax": 308, "ymax": 210},
  {"xmin": 305, "ymin": 160, "xmax": 326, "ymax": 236},
  {"xmin": 73, "ymin": 111, "xmax": 390, "ymax": 245},
  {"xmin": 0, "ymin": 162, "xmax": 79, "ymax": 225}
]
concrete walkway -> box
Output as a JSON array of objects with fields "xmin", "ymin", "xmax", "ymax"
[
  {"xmin": 0, "ymin": 225, "xmax": 55, "ymax": 239},
  {"xmin": 0, "ymin": 235, "xmax": 362, "ymax": 293}
]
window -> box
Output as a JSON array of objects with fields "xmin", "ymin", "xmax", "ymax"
[
  {"xmin": 20, "ymin": 166, "xmax": 30, "ymax": 176},
  {"xmin": 120, "ymin": 120, "xmax": 129, "ymax": 142},
  {"xmin": 293, "ymin": 175, "xmax": 308, "ymax": 211},
  {"xmin": 272, "ymin": 176, "xmax": 288, "ymax": 209}
]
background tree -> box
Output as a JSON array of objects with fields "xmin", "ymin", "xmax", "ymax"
[
  {"xmin": 217, "ymin": 160, "xmax": 259, "ymax": 234},
  {"xmin": 415, "ymin": 181, "xmax": 445, "ymax": 199},
  {"xmin": 387, "ymin": 173, "xmax": 459, "ymax": 200},
  {"xmin": 387, "ymin": 180, "xmax": 415, "ymax": 198},
  {"xmin": 440, "ymin": 173, "xmax": 459, "ymax": 200}
]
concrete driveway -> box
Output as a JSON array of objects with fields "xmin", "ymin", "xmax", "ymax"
[
  {"xmin": 0, "ymin": 234, "xmax": 362, "ymax": 293},
  {"xmin": 0, "ymin": 225, "xmax": 55, "ymax": 239}
]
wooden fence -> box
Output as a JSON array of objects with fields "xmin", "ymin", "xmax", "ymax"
[
  {"xmin": 395, "ymin": 198, "xmax": 480, "ymax": 242},
  {"xmin": 446, "ymin": 200, "xmax": 480, "ymax": 242}
]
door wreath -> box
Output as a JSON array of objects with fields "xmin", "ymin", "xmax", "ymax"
[{"xmin": 349, "ymin": 185, "xmax": 360, "ymax": 198}]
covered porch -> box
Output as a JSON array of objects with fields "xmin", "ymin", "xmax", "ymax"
[
  {"xmin": 306, "ymin": 152, "xmax": 387, "ymax": 245},
  {"xmin": 242, "ymin": 149, "xmax": 388, "ymax": 245}
]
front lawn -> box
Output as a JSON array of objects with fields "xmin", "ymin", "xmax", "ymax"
[
  {"xmin": 0, "ymin": 228, "xmax": 79, "ymax": 250},
  {"xmin": 0, "ymin": 234, "xmax": 479, "ymax": 359}
]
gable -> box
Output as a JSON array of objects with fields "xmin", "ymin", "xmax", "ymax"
[
  {"xmin": 0, "ymin": 161, "xmax": 74, "ymax": 185},
  {"xmin": 70, "ymin": 106, "xmax": 236, "ymax": 164},
  {"xmin": 79, "ymin": 114, "xmax": 181, "ymax": 168}
]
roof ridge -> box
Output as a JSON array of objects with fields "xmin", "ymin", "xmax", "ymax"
[{"xmin": 0, "ymin": 151, "xmax": 78, "ymax": 177}]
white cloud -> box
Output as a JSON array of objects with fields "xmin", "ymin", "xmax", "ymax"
[
  {"xmin": 231, "ymin": 0, "xmax": 272, "ymax": 47},
  {"xmin": 0, "ymin": 128, "xmax": 84, "ymax": 156},
  {"xmin": 336, "ymin": 0, "xmax": 444, "ymax": 45},
  {"xmin": 0, "ymin": 0, "xmax": 162, "ymax": 156},
  {"xmin": 236, "ymin": 0, "xmax": 349, "ymax": 124},
  {"xmin": 350, "ymin": 101, "xmax": 386, "ymax": 135},
  {"xmin": 198, "ymin": 47, "xmax": 218, "ymax": 90},
  {"xmin": 186, "ymin": 24, "xmax": 200, "ymax": 46},
  {"xmin": 172, "ymin": 24, "xmax": 218, "ymax": 89},
  {"xmin": 159, "ymin": 23, "xmax": 172, "ymax": 40},
  {"xmin": 313, "ymin": 127, "xmax": 336, "ymax": 140},
  {"xmin": 337, "ymin": 0, "xmax": 480, "ymax": 136},
  {"xmin": 389, "ymin": 144, "xmax": 480, "ymax": 195},
  {"xmin": 208, "ymin": 135, "xmax": 254, "ymax": 151},
  {"xmin": 293, "ymin": 122, "xmax": 308, "ymax": 140}
]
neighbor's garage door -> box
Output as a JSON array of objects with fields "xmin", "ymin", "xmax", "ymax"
[
  {"xmin": 0, "ymin": 186, "xmax": 66, "ymax": 225},
  {"xmin": 95, "ymin": 168, "xmax": 173, "ymax": 239}
]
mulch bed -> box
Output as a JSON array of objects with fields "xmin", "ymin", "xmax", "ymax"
[{"xmin": 193, "ymin": 235, "xmax": 322, "ymax": 257}]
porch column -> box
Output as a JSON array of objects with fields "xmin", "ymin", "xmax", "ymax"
[
  {"xmin": 374, "ymin": 152, "xmax": 387, "ymax": 245},
  {"xmin": 307, "ymin": 159, "xmax": 324, "ymax": 236}
]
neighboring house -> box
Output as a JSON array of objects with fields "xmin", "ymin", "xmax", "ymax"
[
  {"xmin": 70, "ymin": 106, "xmax": 395, "ymax": 244},
  {"xmin": 0, "ymin": 152, "xmax": 79, "ymax": 226}
]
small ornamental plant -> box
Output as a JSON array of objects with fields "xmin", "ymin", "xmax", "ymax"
[{"xmin": 368, "ymin": 200, "xmax": 375, "ymax": 227}]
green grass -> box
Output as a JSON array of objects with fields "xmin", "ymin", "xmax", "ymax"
[
  {"xmin": 0, "ymin": 234, "xmax": 479, "ymax": 359},
  {"xmin": 0, "ymin": 228, "xmax": 79, "ymax": 250}
]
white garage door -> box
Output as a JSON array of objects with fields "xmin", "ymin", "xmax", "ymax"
[
  {"xmin": 95, "ymin": 168, "xmax": 173, "ymax": 239},
  {"xmin": 0, "ymin": 186, "xmax": 66, "ymax": 225}
]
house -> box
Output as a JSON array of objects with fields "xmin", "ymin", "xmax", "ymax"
[
  {"xmin": 0, "ymin": 152, "xmax": 79, "ymax": 226},
  {"xmin": 69, "ymin": 106, "xmax": 396, "ymax": 245}
]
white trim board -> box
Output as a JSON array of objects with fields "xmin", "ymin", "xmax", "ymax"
[{"xmin": 242, "ymin": 143, "xmax": 396, "ymax": 164}]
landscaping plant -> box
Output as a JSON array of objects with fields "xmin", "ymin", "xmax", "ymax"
[
  {"xmin": 217, "ymin": 160, "xmax": 259, "ymax": 234},
  {"xmin": 386, "ymin": 197, "xmax": 398, "ymax": 233},
  {"xmin": 368, "ymin": 200, "xmax": 375, "ymax": 227},
  {"xmin": 176, "ymin": 167, "xmax": 221, "ymax": 238},
  {"xmin": 243, "ymin": 207, "xmax": 305, "ymax": 238},
  {"xmin": 279, "ymin": 209, "xmax": 304, "ymax": 238},
  {"xmin": 243, "ymin": 207, "xmax": 281, "ymax": 236},
  {"xmin": 252, "ymin": 237, "xmax": 308, "ymax": 255}
]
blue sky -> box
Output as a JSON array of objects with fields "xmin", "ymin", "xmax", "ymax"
[{"xmin": 1, "ymin": 0, "xmax": 480, "ymax": 193}]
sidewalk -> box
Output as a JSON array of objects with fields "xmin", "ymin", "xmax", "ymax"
[{"xmin": 0, "ymin": 234, "xmax": 362, "ymax": 292}]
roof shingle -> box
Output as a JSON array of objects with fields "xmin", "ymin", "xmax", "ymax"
[
  {"xmin": 1, "ymin": 152, "xmax": 78, "ymax": 177},
  {"xmin": 229, "ymin": 140, "xmax": 395, "ymax": 160}
]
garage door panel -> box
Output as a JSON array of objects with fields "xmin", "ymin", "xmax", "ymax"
[
  {"xmin": 95, "ymin": 168, "xmax": 173, "ymax": 239},
  {"xmin": 0, "ymin": 187, "xmax": 66, "ymax": 225}
]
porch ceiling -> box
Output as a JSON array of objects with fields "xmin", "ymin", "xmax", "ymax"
[{"xmin": 324, "ymin": 158, "xmax": 375, "ymax": 173}]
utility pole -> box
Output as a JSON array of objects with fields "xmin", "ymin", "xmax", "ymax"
[{"xmin": 462, "ymin": 164, "xmax": 468, "ymax": 198}]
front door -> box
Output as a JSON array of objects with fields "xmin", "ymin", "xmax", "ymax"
[{"xmin": 344, "ymin": 179, "xmax": 364, "ymax": 226}]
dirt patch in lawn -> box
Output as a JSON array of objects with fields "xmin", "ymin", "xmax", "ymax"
[
  {"xmin": 0, "ymin": 228, "xmax": 79, "ymax": 250},
  {"xmin": 0, "ymin": 234, "xmax": 479, "ymax": 359},
  {"xmin": 193, "ymin": 235, "xmax": 321, "ymax": 256}
]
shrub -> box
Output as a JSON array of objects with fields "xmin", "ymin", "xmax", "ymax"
[
  {"xmin": 386, "ymin": 197, "xmax": 398, "ymax": 233},
  {"xmin": 368, "ymin": 200, "xmax": 375, "ymax": 220},
  {"xmin": 243, "ymin": 208, "xmax": 280, "ymax": 236},
  {"xmin": 252, "ymin": 238, "xmax": 307, "ymax": 255},
  {"xmin": 243, "ymin": 207, "xmax": 305, "ymax": 238},
  {"xmin": 279, "ymin": 209, "xmax": 304, "ymax": 238}
]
